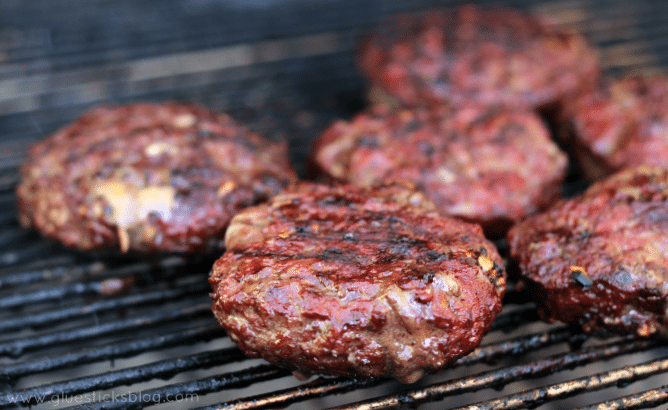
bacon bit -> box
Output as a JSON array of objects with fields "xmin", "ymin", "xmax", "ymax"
[
  {"xmin": 118, "ymin": 226, "xmax": 130, "ymax": 253},
  {"xmin": 217, "ymin": 181, "xmax": 237, "ymax": 197},
  {"xmin": 478, "ymin": 255, "xmax": 493, "ymax": 271}
]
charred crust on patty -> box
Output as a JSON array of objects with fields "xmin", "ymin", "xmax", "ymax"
[
  {"xmin": 210, "ymin": 182, "xmax": 506, "ymax": 383},
  {"xmin": 16, "ymin": 102, "xmax": 298, "ymax": 255},
  {"xmin": 312, "ymin": 104, "xmax": 568, "ymax": 237},
  {"xmin": 357, "ymin": 4, "xmax": 600, "ymax": 110},
  {"xmin": 507, "ymin": 165, "xmax": 668, "ymax": 338},
  {"xmin": 563, "ymin": 76, "xmax": 668, "ymax": 181}
]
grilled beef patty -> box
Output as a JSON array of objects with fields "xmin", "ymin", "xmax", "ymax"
[
  {"xmin": 508, "ymin": 165, "xmax": 668, "ymax": 338},
  {"xmin": 312, "ymin": 104, "xmax": 568, "ymax": 237},
  {"xmin": 357, "ymin": 4, "xmax": 600, "ymax": 110},
  {"xmin": 16, "ymin": 102, "xmax": 297, "ymax": 255},
  {"xmin": 210, "ymin": 182, "xmax": 506, "ymax": 383},
  {"xmin": 563, "ymin": 76, "xmax": 668, "ymax": 181}
]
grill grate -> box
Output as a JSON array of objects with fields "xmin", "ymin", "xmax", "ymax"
[
  {"xmin": 0, "ymin": 217, "xmax": 667, "ymax": 410},
  {"xmin": 0, "ymin": 325, "xmax": 225, "ymax": 382},
  {"xmin": 2, "ymin": 0, "xmax": 668, "ymax": 409}
]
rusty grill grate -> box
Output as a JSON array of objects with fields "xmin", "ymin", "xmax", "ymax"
[{"xmin": 1, "ymin": 0, "xmax": 668, "ymax": 409}]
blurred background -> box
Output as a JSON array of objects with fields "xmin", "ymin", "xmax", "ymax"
[{"xmin": 1, "ymin": 0, "xmax": 667, "ymax": 170}]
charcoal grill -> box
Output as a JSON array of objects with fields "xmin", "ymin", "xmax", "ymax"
[{"xmin": 1, "ymin": 0, "xmax": 668, "ymax": 409}]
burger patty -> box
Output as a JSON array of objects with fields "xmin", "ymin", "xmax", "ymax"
[
  {"xmin": 312, "ymin": 104, "xmax": 568, "ymax": 237},
  {"xmin": 563, "ymin": 76, "xmax": 668, "ymax": 181},
  {"xmin": 507, "ymin": 165, "xmax": 668, "ymax": 338},
  {"xmin": 209, "ymin": 182, "xmax": 506, "ymax": 383},
  {"xmin": 16, "ymin": 102, "xmax": 297, "ymax": 255},
  {"xmin": 357, "ymin": 4, "xmax": 600, "ymax": 110}
]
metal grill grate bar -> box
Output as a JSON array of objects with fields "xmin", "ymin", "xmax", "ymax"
[
  {"xmin": 195, "ymin": 327, "xmax": 579, "ymax": 410},
  {"xmin": 0, "ymin": 262, "xmax": 102, "ymax": 290},
  {"xmin": 192, "ymin": 377, "xmax": 385, "ymax": 410},
  {"xmin": 0, "ymin": 301, "xmax": 212, "ymax": 358},
  {"xmin": 0, "ymin": 229, "xmax": 30, "ymax": 249},
  {"xmin": 448, "ymin": 355, "xmax": 668, "ymax": 410},
  {"xmin": 0, "ymin": 279, "xmax": 209, "ymax": 333},
  {"xmin": 486, "ymin": 305, "xmax": 539, "ymax": 333},
  {"xmin": 0, "ymin": 175, "xmax": 19, "ymax": 194},
  {"xmin": 0, "ymin": 258, "xmax": 189, "ymax": 306},
  {"xmin": 0, "ymin": 324, "xmax": 225, "ymax": 383},
  {"xmin": 324, "ymin": 339, "xmax": 661, "ymax": 410},
  {"xmin": 0, "ymin": 241, "xmax": 62, "ymax": 268},
  {"xmin": 67, "ymin": 365, "xmax": 293, "ymax": 410},
  {"xmin": 0, "ymin": 255, "xmax": 78, "ymax": 280},
  {"xmin": 574, "ymin": 384, "xmax": 668, "ymax": 410},
  {"xmin": 0, "ymin": 348, "xmax": 246, "ymax": 408},
  {"xmin": 0, "ymin": 280, "xmax": 105, "ymax": 310}
]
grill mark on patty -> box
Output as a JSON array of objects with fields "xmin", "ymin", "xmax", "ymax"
[
  {"xmin": 232, "ymin": 249, "xmax": 366, "ymax": 264},
  {"xmin": 230, "ymin": 249, "xmax": 483, "ymax": 285},
  {"xmin": 261, "ymin": 213, "xmax": 479, "ymax": 263},
  {"xmin": 274, "ymin": 209, "xmax": 452, "ymax": 240},
  {"xmin": 212, "ymin": 182, "xmax": 506, "ymax": 382},
  {"xmin": 231, "ymin": 229, "xmax": 465, "ymax": 267},
  {"xmin": 270, "ymin": 228, "xmax": 432, "ymax": 246},
  {"xmin": 234, "ymin": 237, "xmax": 432, "ymax": 262},
  {"xmin": 231, "ymin": 236, "xmax": 489, "ymax": 273},
  {"xmin": 508, "ymin": 166, "xmax": 668, "ymax": 338}
]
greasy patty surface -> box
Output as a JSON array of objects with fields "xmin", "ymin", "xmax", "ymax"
[
  {"xmin": 16, "ymin": 102, "xmax": 297, "ymax": 255},
  {"xmin": 565, "ymin": 76, "xmax": 668, "ymax": 181},
  {"xmin": 508, "ymin": 165, "xmax": 668, "ymax": 338},
  {"xmin": 210, "ymin": 182, "xmax": 506, "ymax": 383},
  {"xmin": 358, "ymin": 4, "xmax": 600, "ymax": 110},
  {"xmin": 312, "ymin": 104, "xmax": 568, "ymax": 236}
]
